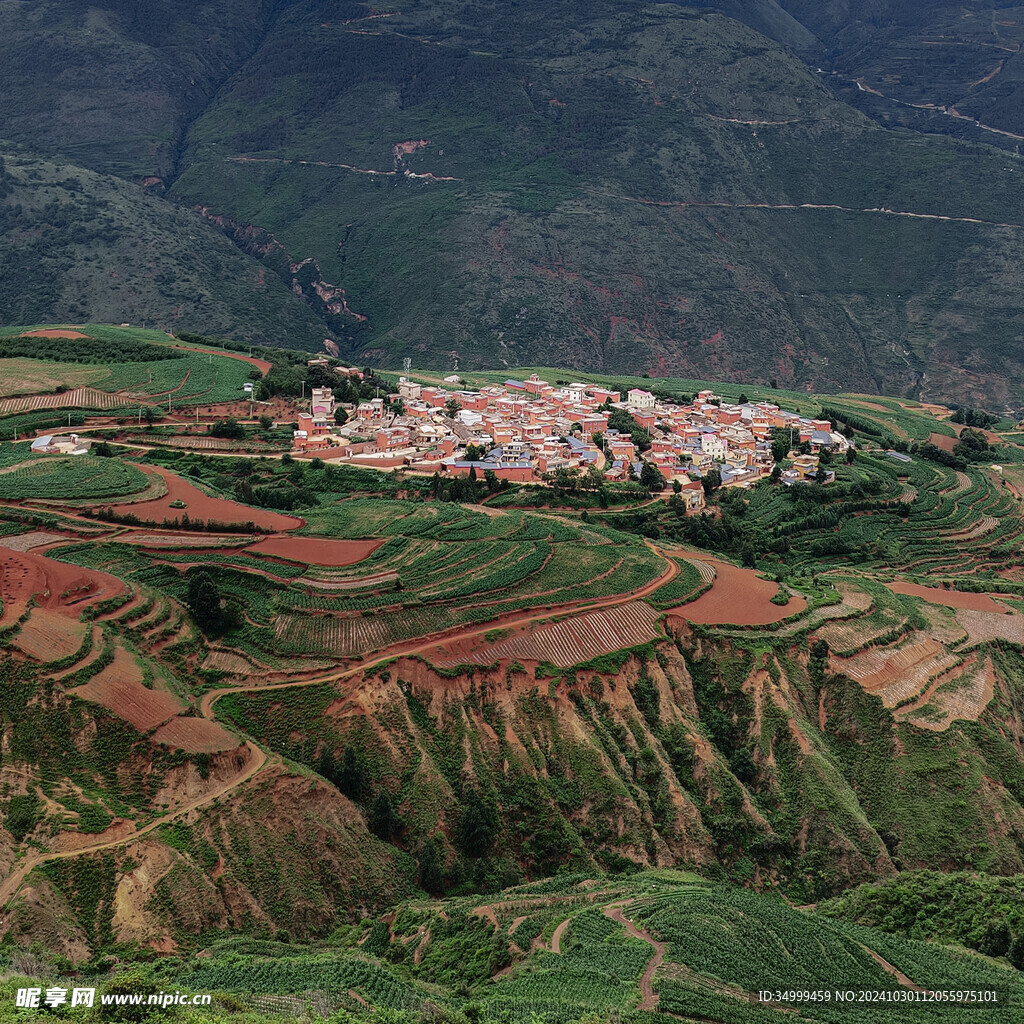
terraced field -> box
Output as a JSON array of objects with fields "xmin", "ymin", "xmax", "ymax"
[{"xmin": 434, "ymin": 602, "xmax": 663, "ymax": 668}]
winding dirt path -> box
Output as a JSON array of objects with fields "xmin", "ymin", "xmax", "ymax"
[
  {"xmin": 0, "ymin": 742, "xmax": 266, "ymax": 913},
  {"xmin": 605, "ymin": 903, "xmax": 665, "ymax": 1011},
  {"xmin": 550, "ymin": 916, "xmax": 572, "ymax": 954},
  {"xmin": 3, "ymin": 537, "xmax": 677, "ymax": 909},
  {"xmin": 584, "ymin": 188, "xmax": 1024, "ymax": 230}
]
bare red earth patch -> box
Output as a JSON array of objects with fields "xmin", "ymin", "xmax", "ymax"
[
  {"xmin": 21, "ymin": 329, "xmax": 88, "ymax": 339},
  {"xmin": 887, "ymin": 581, "xmax": 1006, "ymax": 613},
  {"xmin": 71, "ymin": 646, "xmax": 184, "ymax": 731},
  {"xmin": 0, "ymin": 549, "xmax": 124, "ymax": 625},
  {"xmin": 105, "ymin": 465, "xmax": 302, "ymax": 532},
  {"xmin": 666, "ymin": 559, "xmax": 805, "ymax": 625},
  {"xmin": 928, "ymin": 432, "xmax": 957, "ymax": 452},
  {"xmin": 152, "ymin": 716, "xmax": 238, "ymax": 753},
  {"xmin": 246, "ymin": 535, "xmax": 382, "ymax": 566}
]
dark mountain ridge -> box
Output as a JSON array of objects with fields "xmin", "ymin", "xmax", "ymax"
[{"xmin": 1, "ymin": 0, "xmax": 1023, "ymax": 406}]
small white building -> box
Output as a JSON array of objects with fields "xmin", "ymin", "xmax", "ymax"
[{"xmin": 627, "ymin": 388, "xmax": 656, "ymax": 409}]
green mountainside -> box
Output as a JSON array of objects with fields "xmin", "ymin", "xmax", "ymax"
[
  {"xmin": 0, "ymin": 151, "xmax": 326, "ymax": 343},
  {"xmin": 696, "ymin": 0, "xmax": 1024, "ymax": 145},
  {"xmin": 0, "ymin": 2, "xmax": 1023, "ymax": 402}
]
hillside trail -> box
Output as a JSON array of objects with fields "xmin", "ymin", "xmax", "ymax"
[
  {"xmin": 550, "ymin": 916, "xmax": 573, "ymax": 954},
  {"xmin": 0, "ymin": 742, "xmax": 267, "ymax": 913},
  {"xmin": 605, "ymin": 903, "xmax": 665, "ymax": 1011},
  {"xmin": 201, "ymin": 539, "xmax": 676, "ymax": 718},
  {"xmin": 860, "ymin": 944, "xmax": 926, "ymax": 992},
  {"xmin": 584, "ymin": 188, "xmax": 1024, "ymax": 230},
  {"xmin": 5, "ymin": 540, "xmax": 676, "ymax": 904}
]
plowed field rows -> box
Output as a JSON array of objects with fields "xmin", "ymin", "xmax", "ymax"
[
  {"xmin": 955, "ymin": 607, "xmax": 1024, "ymax": 645},
  {"xmin": 687, "ymin": 559, "xmax": 717, "ymax": 585},
  {"xmin": 0, "ymin": 531, "xmax": 65, "ymax": 551},
  {"xmin": 202, "ymin": 649, "xmax": 259, "ymax": 675},
  {"xmin": 896, "ymin": 656, "xmax": 995, "ymax": 731},
  {"xmin": 0, "ymin": 387, "xmax": 130, "ymax": 414},
  {"xmin": 13, "ymin": 608, "xmax": 87, "ymax": 661},
  {"xmin": 813, "ymin": 616, "xmax": 903, "ymax": 655},
  {"xmin": 71, "ymin": 646, "xmax": 184, "ymax": 731},
  {"xmin": 435, "ymin": 602, "xmax": 662, "ymax": 668},
  {"xmin": 116, "ymin": 531, "xmax": 253, "ymax": 548},
  {"xmin": 152, "ymin": 716, "xmax": 238, "ymax": 753},
  {"xmin": 276, "ymin": 613, "xmax": 390, "ymax": 657},
  {"xmin": 833, "ymin": 637, "xmax": 960, "ymax": 707}
]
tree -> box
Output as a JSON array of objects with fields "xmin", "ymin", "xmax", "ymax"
[
  {"xmin": 769, "ymin": 427, "xmax": 791, "ymax": 465},
  {"xmin": 93, "ymin": 441, "xmax": 114, "ymax": 457},
  {"xmin": 368, "ymin": 789, "xmax": 400, "ymax": 840},
  {"xmin": 737, "ymin": 393, "xmax": 748, "ymax": 404},
  {"xmin": 418, "ymin": 837, "xmax": 445, "ymax": 895},
  {"xmin": 770, "ymin": 465, "xmax": 781, "ymax": 483},
  {"xmin": 702, "ymin": 468, "xmax": 721, "ymax": 497},
  {"xmin": 444, "ymin": 397, "xmax": 462, "ymax": 418},
  {"xmin": 845, "ymin": 446, "xmax": 856, "ymax": 464},
  {"xmin": 606, "ymin": 408, "xmax": 650, "ymax": 451},
  {"xmin": 458, "ymin": 788, "xmax": 498, "ymax": 858},
  {"xmin": 336, "ymin": 745, "xmax": 365, "ymax": 801},
  {"xmin": 640, "ymin": 460, "xmax": 666, "ymax": 492},
  {"xmin": 259, "ymin": 414, "xmax": 273, "ymax": 430},
  {"xmin": 210, "ymin": 418, "xmax": 245, "ymax": 440},
  {"xmin": 465, "ymin": 443, "xmax": 484, "ymax": 462},
  {"xmin": 334, "ymin": 407, "xmax": 348, "ymax": 426},
  {"xmin": 980, "ymin": 919, "xmax": 1012, "ymax": 958},
  {"xmin": 672, "ymin": 479, "xmax": 682, "ymax": 494},
  {"xmin": 186, "ymin": 570, "xmax": 222, "ymax": 631}
]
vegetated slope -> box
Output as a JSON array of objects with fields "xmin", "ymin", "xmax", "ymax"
[
  {"xmin": 696, "ymin": 0, "xmax": 1024, "ymax": 145},
  {"xmin": 0, "ymin": 2, "xmax": 1023, "ymax": 400},
  {"xmin": 0, "ymin": 0, "xmax": 303, "ymax": 181},
  {"xmin": 167, "ymin": 0, "xmax": 1024, "ymax": 403},
  {"xmin": 12, "ymin": 870, "xmax": 1024, "ymax": 1024},
  {"xmin": 0, "ymin": 151, "xmax": 325, "ymax": 345}
]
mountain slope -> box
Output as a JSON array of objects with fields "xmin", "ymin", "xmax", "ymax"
[
  {"xmin": 0, "ymin": 1, "xmax": 1023, "ymax": 400},
  {"xmin": 0, "ymin": 150, "xmax": 326, "ymax": 343},
  {"xmin": 165, "ymin": 0, "xmax": 1024, "ymax": 403}
]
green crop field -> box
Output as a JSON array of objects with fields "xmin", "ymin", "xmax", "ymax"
[
  {"xmin": 0, "ymin": 324, "xmax": 255, "ymax": 409},
  {"xmin": 13, "ymin": 871, "xmax": 1020, "ymax": 1024},
  {"xmin": 0, "ymin": 455, "xmax": 148, "ymax": 500}
]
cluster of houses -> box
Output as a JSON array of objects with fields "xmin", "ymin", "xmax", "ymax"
[{"xmin": 291, "ymin": 374, "xmax": 849, "ymax": 500}]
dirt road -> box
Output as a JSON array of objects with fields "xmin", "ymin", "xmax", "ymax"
[{"xmin": 605, "ymin": 903, "xmax": 665, "ymax": 1011}]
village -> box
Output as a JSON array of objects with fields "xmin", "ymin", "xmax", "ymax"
[{"xmin": 292, "ymin": 370, "xmax": 849, "ymax": 502}]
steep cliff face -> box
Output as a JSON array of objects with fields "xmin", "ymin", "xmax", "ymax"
[{"xmin": 10, "ymin": 631, "xmax": 1024, "ymax": 957}]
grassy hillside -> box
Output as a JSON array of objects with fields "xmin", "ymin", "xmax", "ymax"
[
  {"xmin": 6, "ymin": 871, "xmax": 1023, "ymax": 1022},
  {"xmin": 166, "ymin": 0, "xmax": 1024, "ymax": 404},
  {"xmin": 0, "ymin": 152, "xmax": 327, "ymax": 346},
  {"xmin": 0, "ymin": 3, "xmax": 1021, "ymax": 400}
]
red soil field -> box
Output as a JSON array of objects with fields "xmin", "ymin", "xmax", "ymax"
[
  {"xmin": 71, "ymin": 647, "xmax": 184, "ymax": 731},
  {"xmin": 21, "ymin": 329, "xmax": 88, "ymax": 339},
  {"xmin": 666, "ymin": 559, "xmax": 806, "ymax": 625},
  {"xmin": 928, "ymin": 432, "xmax": 957, "ymax": 452},
  {"xmin": 115, "ymin": 531, "xmax": 253, "ymax": 549},
  {"xmin": 246, "ymin": 535, "xmax": 382, "ymax": 566},
  {"xmin": 0, "ymin": 549, "xmax": 124, "ymax": 625},
  {"xmin": 105, "ymin": 465, "xmax": 302, "ymax": 532},
  {"xmin": 887, "ymin": 581, "xmax": 1006, "ymax": 613},
  {"xmin": 169, "ymin": 344, "xmax": 272, "ymax": 376},
  {"xmin": 14, "ymin": 608, "xmax": 87, "ymax": 661},
  {"xmin": 152, "ymin": 716, "xmax": 239, "ymax": 753}
]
